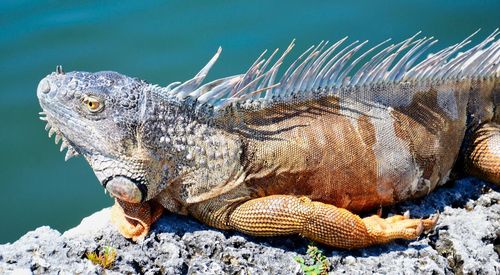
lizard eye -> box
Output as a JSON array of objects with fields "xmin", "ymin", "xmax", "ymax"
[{"xmin": 83, "ymin": 95, "xmax": 104, "ymax": 113}]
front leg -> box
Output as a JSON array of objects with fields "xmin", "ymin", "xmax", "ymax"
[
  {"xmin": 110, "ymin": 199, "xmax": 164, "ymax": 241},
  {"xmin": 227, "ymin": 195, "xmax": 437, "ymax": 249}
]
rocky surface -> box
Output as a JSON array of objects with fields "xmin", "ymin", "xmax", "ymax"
[{"xmin": 0, "ymin": 177, "xmax": 498, "ymax": 274}]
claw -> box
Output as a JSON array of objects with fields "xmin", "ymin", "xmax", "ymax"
[
  {"xmin": 415, "ymin": 220, "xmax": 424, "ymax": 236},
  {"xmin": 426, "ymin": 212, "xmax": 440, "ymax": 232},
  {"xmin": 403, "ymin": 210, "xmax": 410, "ymax": 219},
  {"xmin": 432, "ymin": 212, "xmax": 440, "ymax": 223}
]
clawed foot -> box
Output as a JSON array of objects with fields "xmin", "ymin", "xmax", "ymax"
[
  {"xmin": 110, "ymin": 199, "xmax": 164, "ymax": 241},
  {"xmin": 363, "ymin": 211, "xmax": 439, "ymax": 245}
]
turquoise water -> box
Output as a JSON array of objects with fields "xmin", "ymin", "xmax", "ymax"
[{"xmin": 0, "ymin": 0, "xmax": 499, "ymax": 243}]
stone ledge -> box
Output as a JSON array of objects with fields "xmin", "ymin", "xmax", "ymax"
[{"xmin": 0, "ymin": 178, "xmax": 498, "ymax": 274}]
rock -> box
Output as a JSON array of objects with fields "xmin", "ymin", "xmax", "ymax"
[{"xmin": 0, "ymin": 177, "xmax": 498, "ymax": 274}]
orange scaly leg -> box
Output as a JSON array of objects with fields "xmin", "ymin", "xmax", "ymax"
[
  {"xmin": 228, "ymin": 195, "xmax": 438, "ymax": 249},
  {"xmin": 110, "ymin": 199, "xmax": 164, "ymax": 241}
]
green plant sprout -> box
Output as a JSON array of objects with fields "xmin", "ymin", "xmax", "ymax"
[{"xmin": 294, "ymin": 243, "xmax": 330, "ymax": 275}]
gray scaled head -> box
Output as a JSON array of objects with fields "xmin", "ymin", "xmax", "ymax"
[{"xmin": 37, "ymin": 66, "xmax": 158, "ymax": 204}]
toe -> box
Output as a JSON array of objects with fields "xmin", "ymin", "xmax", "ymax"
[
  {"xmin": 385, "ymin": 214, "xmax": 406, "ymax": 223},
  {"xmin": 422, "ymin": 213, "xmax": 439, "ymax": 231}
]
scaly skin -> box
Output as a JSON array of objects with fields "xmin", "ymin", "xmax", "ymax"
[{"xmin": 37, "ymin": 33, "xmax": 499, "ymax": 248}]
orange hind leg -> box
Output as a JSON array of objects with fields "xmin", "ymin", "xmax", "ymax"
[{"xmin": 227, "ymin": 195, "xmax": 438, "ymax": 249}]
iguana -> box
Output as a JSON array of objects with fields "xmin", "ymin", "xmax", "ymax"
[{"xmin": 37, "ymin": 30, "xmax": 500, "ymax": 249}]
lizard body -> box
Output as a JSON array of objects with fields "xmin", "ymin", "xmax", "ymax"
[{"xmin": 37, "ymin": 31, "xmax": 500, "ymax": 249}]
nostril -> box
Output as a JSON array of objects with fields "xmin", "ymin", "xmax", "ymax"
[{"xmin": 38, "ymin": 79, "xmax": 51, "ymax": 94}]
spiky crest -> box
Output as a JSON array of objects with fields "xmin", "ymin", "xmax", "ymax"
[{"xmin": 164, "ymin": 30, "xmax": 500, "ymax": 112}]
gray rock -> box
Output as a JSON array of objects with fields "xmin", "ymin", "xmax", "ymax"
[{"xmin": 0, "ymin": 177, "xmax": 498, "ymax": 274}]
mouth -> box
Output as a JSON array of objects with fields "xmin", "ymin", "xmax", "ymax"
[{"xmin": 39, "ymin": 111, "xmax": 80, "ymax": 161}]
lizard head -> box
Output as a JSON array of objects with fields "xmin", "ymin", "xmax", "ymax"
[
  {"xmin": 37, "ymin": 48, "xmax": 244, "ymax": 206},
  {"xmin": 37, "ymin": 66, "xmax": 165, "ymax": 204}
]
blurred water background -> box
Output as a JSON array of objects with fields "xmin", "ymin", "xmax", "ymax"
[{"xmin": 0, "ymin": 0, "xmax": 499, "ymax": 243}]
